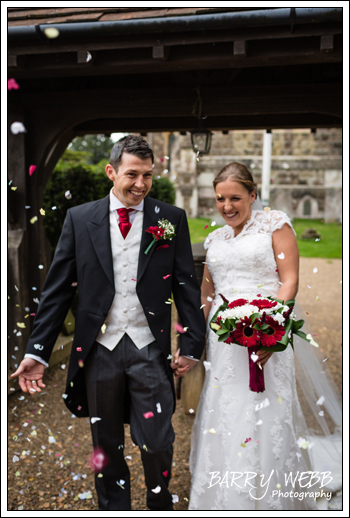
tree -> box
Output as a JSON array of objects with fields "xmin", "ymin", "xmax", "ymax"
[{"xmin": 68, "ymin": 134, "xmax": 115, "ymax": 164}]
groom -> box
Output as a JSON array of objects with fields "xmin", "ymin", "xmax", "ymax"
[{"xmin": 11, "ymin": 135, "xmax": 206, "ymax": 510}]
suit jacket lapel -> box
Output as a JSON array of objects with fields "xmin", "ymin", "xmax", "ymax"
[
  {"xmin": 137, "ymin": 196, "xmax": 160, "ymax": 283},
  {"xmin": 86, "ymin": 195, "xmax": 114, "ymax": 287}
]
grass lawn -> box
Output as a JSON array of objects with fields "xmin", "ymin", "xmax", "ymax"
[{"xmin": 188, "ymin": 217, "xmax": 342, "ymax": 259}]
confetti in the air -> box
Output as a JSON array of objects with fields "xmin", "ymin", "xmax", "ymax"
[
  {"xmin": 316, "ymin": 395, "xmax": 325, "ymax": 406},
  {"xmin": 44, "ymin": 27, "xmax": 60, "ymax": 39},
  {"xmin": 203, "ymin": 361, "xmax": 211, "ymax": 371},
  {"xmin": 250, "ymin": 353, "xmax": 259, "ymax": 363},
  {"xmin": 156, "ymin": 403, "xmax": 162, "ymax": 413},
  {"xmin": 278, "ymin": 252, "xmax": 285, "ymax": 259},
  {"xmin": 16, "ymin": 322, "xmax": 26, "ymax": 329},
  {"xmin": 30, "ymin": 216, "xmax": 38, "ymax": 224},
  {"xmin": 11, "ymin": 121, "xmax": 26, "ymax": 134},
  {"xmin": 143, "ymin": 412, "xmax": 154, "ymax": 419},
  {"xmin": 264, "ymin": 207, "xmax": 271, "ymax": 212},
  {"xmin": 163, "ymin": 274, "xmax": 171, "ymax": 280},
  {"xmin": 65, "ymin": 190, "xmax": 72, "ymax": 199},
  {"xmin": 101, "ymin": 324, "xmax": 107, "ymax": 334},
  {"xmin": 78, "ymin": 360, "xmax": 84, "ymax": 368},
  {"xmin": 208, "ymin": 428, "xmax": 216, "ymax": 434},
  {"xmin": 29, "ymin": 165, "xmax": 36, "ymax": 176},
  {"xmin": 189, "ymin": 408, "xmax": 195, "ymax": 414},
  {"xmin": 172, "ymin": 494, "xmax": 179, "ymax": 503},
  {"xmin": 205, "ymin": 225, "xmax": 209, "ymax": 229},
  {"xmin": 255, "ymin": 398, "xmax": 270, "ymax": 412},
  {"xmin": 40, "ymin": 208, "xmax": 45, "ymax": 216},
  {"xmin": 151, "ymin": 485, "xmax": 161, "ymax": 494},
  {"xmin": 316, "ymin": 296, "xmax": 320, "ymax": 301},
  {"xmin": 91, "ymin": 417, "xmax": 102, "ymax": 424},
  {"xmin": 155, "ymin": 206, "xmax": 160, "ymax": 213},
  {"xmin": 256, "ymin": 419, "xmax": 263, "ymax": 426},
  {"xmin": 211, "ymin": 221, "xmax": 216, "ymax": 226},
  {"xmin": 8, "ymin": 78, "xmax": 20, "ymax": 90},
  {"xmin": 173, "ymin": 323, "xmax": 187, "ymax": 333},
  {"xmin": 200, "ymin": 304, "xmax": 206, "ymax": 309},
  {"xmin": 306, "ymin": 334, "xmax": 319, "ymax": 347},
  {"xmin": 297, "ymin": 437, "xmax": 309, "ymax": 449},
  {"xmin": 313, "ymin": 267, "xmax": 318, "ymax": 273},
  {"xmin": 319, "ymin": 410, "xmax": 324, "ymax": 417}
]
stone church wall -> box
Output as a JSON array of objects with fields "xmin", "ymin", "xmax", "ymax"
[{"xmin": 148, "ymin": 128, "xmax": 342, "ymax": 222}]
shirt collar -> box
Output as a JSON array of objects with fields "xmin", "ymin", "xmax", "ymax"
[{"xmin": 109, "ymin": 188, "xmax": 144, "ymax": 212}]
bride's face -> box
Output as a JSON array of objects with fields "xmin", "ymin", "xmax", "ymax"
[{"xmin": 215, "ymin": 180, "xmax": 256, "ymax": 232}]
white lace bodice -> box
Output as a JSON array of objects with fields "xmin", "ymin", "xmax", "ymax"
[{"xmin": 204, "ymin": 210, "xmax": 295, "ymax": 304}]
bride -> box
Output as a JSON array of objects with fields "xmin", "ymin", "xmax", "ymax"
[{"xmin": 188, "ymin": 162, "xmax": 341, "ymax": 511}]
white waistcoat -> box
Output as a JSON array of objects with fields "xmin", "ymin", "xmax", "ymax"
[{"xmin": 95, "ymin": 210, "xmax": 156, "ymax": 350}]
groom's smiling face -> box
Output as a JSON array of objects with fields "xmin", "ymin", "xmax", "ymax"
[{"xmin": 106, "ymin": 152, "xmax": 153, "ymax": 207}]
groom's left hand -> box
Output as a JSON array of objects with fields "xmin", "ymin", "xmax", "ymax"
[{"xmin": 170, "ymin": 348, "xmax": 197, "ymax": 378}]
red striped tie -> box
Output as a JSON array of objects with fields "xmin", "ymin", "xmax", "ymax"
[{"xmin": 117, "ymin": 208, "xmax": 132, "ymax": 239}]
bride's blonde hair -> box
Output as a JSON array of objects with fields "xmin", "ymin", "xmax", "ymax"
[{"xmin": 213, "ymin": 162, "xmax": 257, "ymax": 195}]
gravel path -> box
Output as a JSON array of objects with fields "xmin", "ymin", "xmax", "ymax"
[{"xmin": 7, "ymin": 258, "xmax": 342, "ymax": 511}]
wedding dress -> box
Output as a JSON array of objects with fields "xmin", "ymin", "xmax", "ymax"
[{"xmin": 189, "ymin": 210, "xmax": 342, "ymax": 511}]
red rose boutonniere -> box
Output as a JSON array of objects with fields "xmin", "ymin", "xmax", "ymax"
[{"xmin": 144, "ymin": 219, "xmax": 176, "ymax": 255}]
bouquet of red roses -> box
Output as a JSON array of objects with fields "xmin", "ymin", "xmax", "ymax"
[{"xmin": 210, "ymin": 293, "xmax": 311, "ymax": 393}]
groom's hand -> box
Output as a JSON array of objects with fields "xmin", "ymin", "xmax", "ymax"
[
  {"xmin": 10, "ymin": 358, "xmax": 46, "ymax": 395},
  {"xmin": 170, "ymin": 348, "xmax": 197, "ymax": 378}
]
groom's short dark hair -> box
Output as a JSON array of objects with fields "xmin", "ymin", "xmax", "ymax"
[{"xmin": 109, "ymin": 135, "xmax": 154, "ymax": 172}]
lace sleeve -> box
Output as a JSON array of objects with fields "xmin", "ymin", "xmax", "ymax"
[
  {"xmin": 203, "ymin": 227, "xmax": 228, "ymax": 250},
  {"xmin": 269, "ymin": 210, "xmax": 296, "ymax": 236}
]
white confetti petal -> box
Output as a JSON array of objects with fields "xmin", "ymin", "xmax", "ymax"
[
  {"xmin": 11, "ymin": 121, "xmax": 27, "ymax": 134},
  {"xmin": 306, "ymin": 334, "xmax": 319, "ymax": 347},
  {"xmin": 156, "ymin": 403, "xmax": 162, "ymax": 413},
  {"xmin": 211, "ymin": 221, "xmax": 216, "ymax": 226},
  {"xmin": 189, "ymin": 408, "xmax": 195, "ymax": 414},
  {"xmin": 255, "ymin": 398, "xmax": 270, "ymax": 412},
  {"xmin": 203, "ymin": 361, "xmax": 211, "ymax": 371},
  {"xmin": 151, "ymin": 485, "xmax": 161, "ymax": 494},
  {"xmin": 250, "ymin": 353, "xmax": 259, "ymax": 363},
  {"xmin": 313, "ymin": 267, "xmax": 318, "ymax": 273},
  {"xmin": 172, "ymin": 494, "xmax": 179, "ymax": 503},
  {"xmin": 256, "ymin": 420, "xmax": 263, "ymax": 426},
  {"xmin": 316, "ymin": 395, "xmax": 325, "ymax": 406},
  {"xmin": 13, "ymin": 455, "xmax": 20, "ymax": 463},
  {"xmin": 155, "ymin": 206, "xmax": 160, "ymax": 214},
  {"xmin": 278, "ymin": 252, "xmax": 285, "ymax": 259},
  {"xmin": 91, "ymin": 417, "xmax": 102, "ymax": 424}
]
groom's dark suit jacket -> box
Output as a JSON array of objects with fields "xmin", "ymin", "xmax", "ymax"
[{"xmin": 25, "ymin": 195, "xmax": 206, "ymax": 418}]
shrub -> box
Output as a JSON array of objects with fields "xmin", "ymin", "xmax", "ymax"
[{"xmin": 149, "ymin": 176, "xmax": 176, "ymax": 205}]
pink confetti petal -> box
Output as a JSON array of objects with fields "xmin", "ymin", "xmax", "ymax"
[
  {"xmin": 76, "ymin": 347, "xmax": 82, "ymax": 352},
  {"xmin": 163, "ymin": 470, "xmax": 168, "ymax": 477},
  {"xmin": 29, "ymin": 165, "xmax": 36, "ymax": 176},
  {"xmin": 163, "ymin": 274, "xmax": 171, "ymax": 280},
  {"xmin": 161, "ymin": 157, "xmax": 164, "ymax": 162},
  {"xmin": 204, "ymin": 225, "xmax": 209, "ymax": 229},
  {"xmin": 173, "ymin": 323, "xmax": 185, "ymax": 333},
  {"xmin": 143, "ymin": 411, "xmax": 154, "ymax": 419},
  {"xmin": 157, "ymin": 244, "xmax": 169, "ymax": 250},
  {"xmin": 8, "ymin": 78, "xmax": 20, "ymax": 90},
  {"xmin": 89, "ymin": 448, "xmax": 109, "ymax": 472}
]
